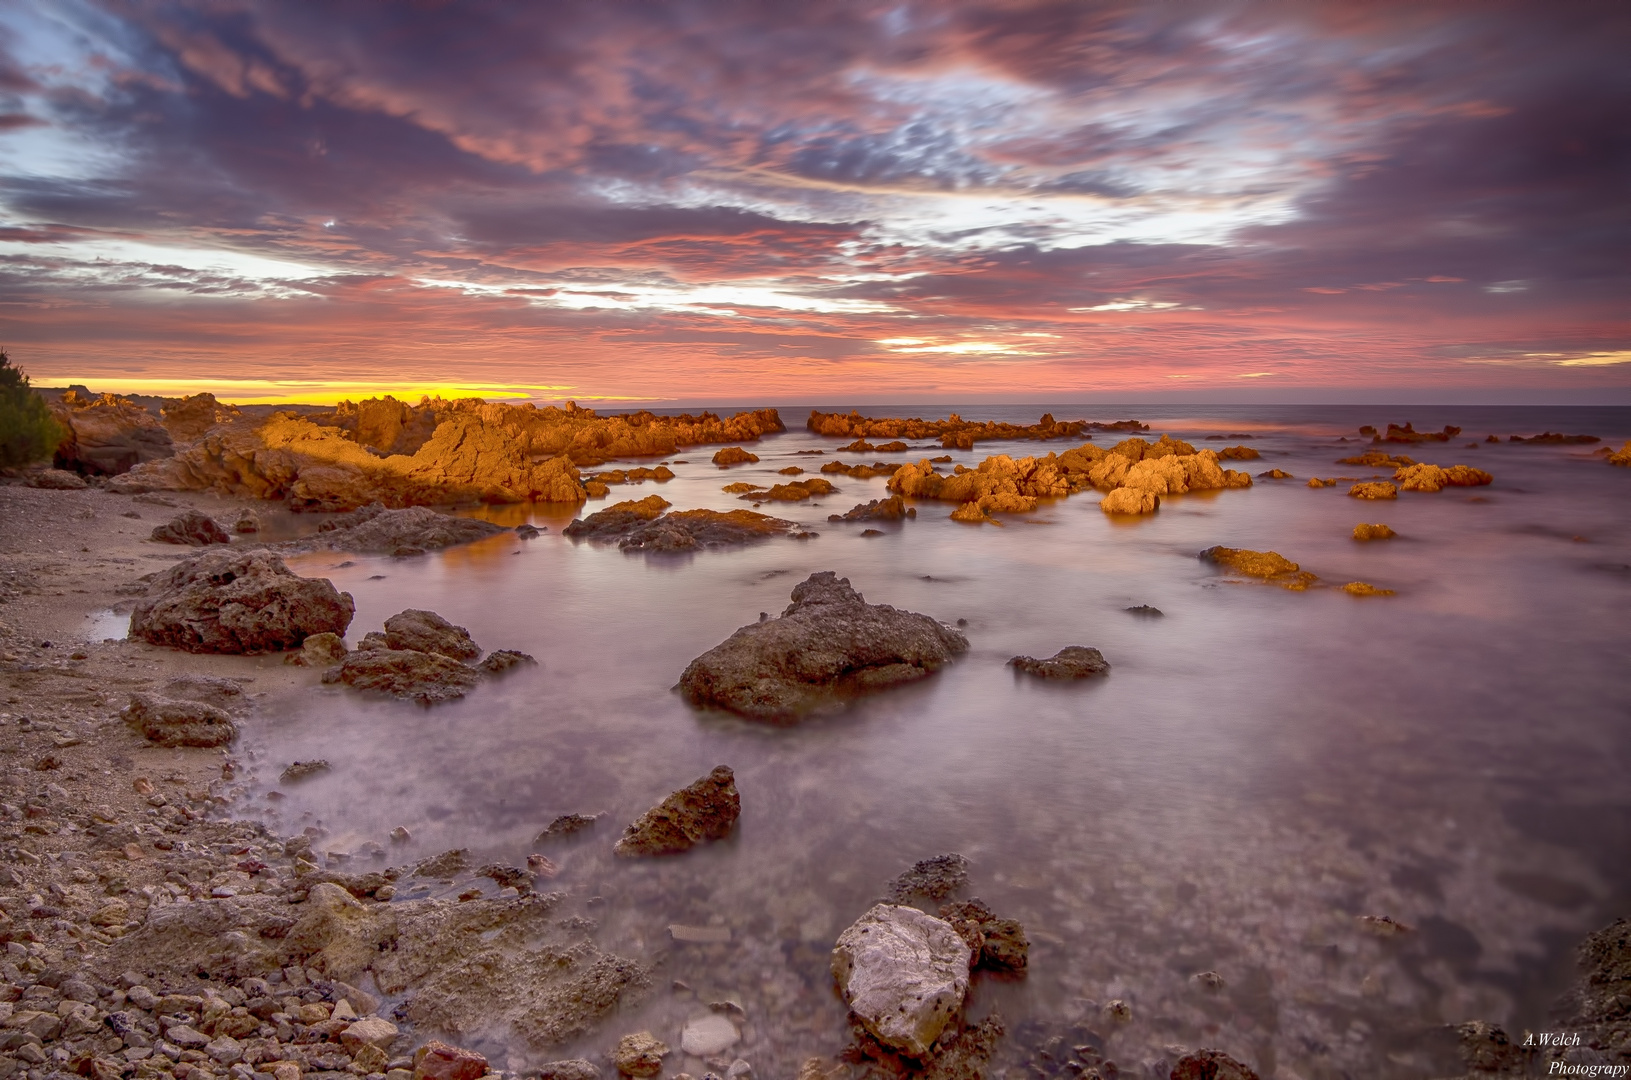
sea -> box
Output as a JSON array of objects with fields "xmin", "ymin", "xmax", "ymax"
[{"xmin": 147, "ymin": 405, "xmax": 1631, "ymax": 1079}]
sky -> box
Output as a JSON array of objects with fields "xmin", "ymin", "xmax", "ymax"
[{"xmin": 0, "ymin": 1, "xmax": 1627, "ymax": 405}]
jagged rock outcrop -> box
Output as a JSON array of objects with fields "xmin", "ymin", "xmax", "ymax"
[
  {"xmin": 1610, "ymin": 440, "xmax": 1631, "ymax": 467},
  {"xmin": 160, "ymin": 393, "xmax": 242, "ymax": 441},
  {"xmin": 150, "ymin": 510, "xmax": 231, "ymax": 546},
  {"xmin": 129, "ymin": 550, "xmax": 354, "ymax": 653},
  {"xmin": 828, "ymin": 496, "xmax": 916, "ymax": 523},
  {"xmin": 938, "ymin": 898, "xmax": 1029, "ymax": 973},
  {"xmin": 324, "ymin": 648, "xmax": 483, "ymax": 705},
  {"xmin": 1009, "ymin": 646, "xmax": 1110, "ymax": 679},
  {"xmin": 1360, "ymin": 422, "xmax": 1460, "ymax": 444},
  {"xmin": 613, "ymin": 766, "xmax": 740, "ymax": 857},
  {"xmin": 808, "ymin": 410, "xmax": 1137, "ymax": 449},
  {"xmin": 737, "ymin": 477, "xmax": 836, "ymax": 501},
  {"xmin": 563, "ymin": 496, "xmax": 671, "ymax": 539},
  {"xmin": 1393, "ymin": 463, "xmax": 1493, "ymax": 491},
  {"xmin": 1348, "ymin": 481, "xmax": 1398, "ymax": 499},
  {"xmin": 383, "ymin": 609, "xmax": 481, "ymax": 661},
  {"xmin": 49, "ymin": 389, "xmax": 174, "ymax": 476},
  {"xmin": 677, "ymin": 572, "xmax": 967, "ymax": 722},
  {"xmin": 831, "ymin": 904, "xmax": 972, "ymax": 1058},
  {"xmin": 106, "ymin": 399, "xmax": 783, "ymax": 510}
]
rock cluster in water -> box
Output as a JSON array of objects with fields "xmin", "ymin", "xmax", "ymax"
[
  {"xmin": 323, "ymin": 609, "xmax": 535, "ymax": 705},
  {"xmin": 677, "ymin": 572, "xmax": 968, "ymax": 722},
  {"xmin": 129, "ymin": 550, "xmax": 355, "ymax": 653},
  {"xmin": 564, "ymin": 496, "xmax": 797, "ymax": 553},
  {"xmin": 808, "ymin": 409, "xmax": 1142, "ymax": 449},
  {"xmin": 1009, "ymin": 646, "xmax": 1111, "ymax": 679}
]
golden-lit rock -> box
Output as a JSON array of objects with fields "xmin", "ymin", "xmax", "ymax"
[
  {"xmin": 1259, "ymin": 468, "xmax": 1293, "ymax": 479},
  {"xmin": 1342, "ymin": 581, "xmax": 1396, "ymax": 596},
  {"xmin": 950, "ymin": 502, "xmax": 994, "ymax": 524},
  {"xmin": 1199, "ymin": 547, "xmax": 1318, "ymax": 590},
  {"xmin": 1308, "ymin": 477, "xmax": 1338, "ymax": 488},
  {"xmin": 1219, "ymin": 445, "xmax": 1260, "ymax": 460},
  {"xmin": 1099, "ymin": 488, "xmax": 1159, "ymax": 515},
  {"xmin": 722, "ymin": 481, "xmax": 763, "ymax": 494},
  {"xmin": 49, "ymin": 390, "xmax": 174, "ymax": 476},
  {"xmin": 1348, "ymin": 481, "xmax": 1398, "ymax": 499},
  {"xmin": 160, "ymin": 393, "xmax": 242, "ymax": 442},
  {"xmin": 713, "ymin": 446, "xmax": 759, "ymax": 467},
  {"xmin": 745, "ymin": 478, "xmax": 837, "ymax": 501},
  {"xmin": 1339, "ymin": 450, "xmax": 1416, "ymax": 468},
  {"xmin": 808, "ymin": 409, "xmax": 1103, "ymax": 449},
  {"xmin": 1352, "ymin": 523, "xmax": 1396, "ymax": 541},
  {"xmin": 1606, "ymin": 440, "xmax": 1631, "ymax": 466}
]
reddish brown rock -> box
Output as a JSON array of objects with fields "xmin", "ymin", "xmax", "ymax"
[
  {"xmin": 48, "ymin": 389, "xmax": 174, "ymax": 476},
  {"xmin": 1348, "ymin": 481, "xmax": 1398, "ymax": 500},
  {"xmin": 129, "ymin": 550, "xmax": 354, "ymax": 653},
  {"xmin": 413, "ymin": 1040, "xmax": 488, "ymax": 1080},
  {"xmin": 614, "ymin": 766, "xmax": 740, "ymax": 857},
  {"xmin": 712, "ymin": 446, "xmax": 760, "ymax": 466},
  {"xmin": 1169, "ymin": 1048, "xmax": 1261, "ymax": 1080},
  {"xmin": 828, "ymin": 496, "xmax": 916, "ymax": 523}
]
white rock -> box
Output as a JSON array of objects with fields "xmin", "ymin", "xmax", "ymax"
[
  {"xmin": 830, "ymin": 903, "xmax": 971, "ymax": 1058},
  {"xmin": 679, "ymin": 1013, "xmax": 740, "ymax": 1057}
]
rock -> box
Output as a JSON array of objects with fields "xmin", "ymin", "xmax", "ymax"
[
  {"xmin": 478, "ymin": 863, "xmax": 534, "ymax": 893},
  {"xmin": 536, "ymin": 813, "xmax": 599, "ymax": 842},
  {"xmin": 1394, "ymin": 462, "xmax": 1493, "ymax": 491},
  {"xmin": 160, "ymin": 392, "xmax": 241, "ymax": 440},
  {"xmin": 479, "ymin": 649, "xmax": 537, "ymax": 674},
  {"xmin": 1607, "ymin": 440, "xmax": 1631, "ymax": 467},
  {"xmin": 1342, "ymin": 581, "xmax": 1395, "ymax": 596},
  {"xmin": 48, "ymin": 389, "xmax": 175, "ymax": 476},
  {"xmin": 677, "ymin": 572, "xmax": 968, "ymax": 722},
  {"xmin": 233, "ymin": 510, "xmax": 260, "ymax": 533},
  {"xmin": 1198, "ymin": 547, "xmax": 1317, "ymax": 590},
  {"xmin": 619, "ymin": 509, "xmax": 794, "ymax": 552},
  {"xmin": 831, "ymin": 904, "xmax": 972, "ymax": 1058},
  {"xmin": 1352, "ymin": 523, "xmax": 1396, "ymax": 540},
  {"xmin": 1339, "ymin": 450, "xmax": 1416, "ymax": 468},
  {"xmin": 1509, "ymin": 431, "xmax": 1600, "ymax": 444},
  {"xmin": 205, "ymin": 1036, "xmax": 244, "ymax": 1065},
  {"xmin": 340, "ymin": 1017, "xmax": 399, "ymax": 1052},
  {"xmin": 280, "ymin": 760, "xmax": 331, "ymax": 783},
  {"xmin": 614, "ymin": 766, "xmax": 740, "ymax": 857},
  {"xmin": 413, "ymin": 1040, "xmax": 488, "ymax": 1080},
  {"xmin": 888, "ymin": 853, "xmax": 969, "ymax": 902},
  {"xmin": 1307, "ymin": 477, "xmax": 1337, "ymax": 487},
  {"xmin": 1257, "ymin": 468, "xmax": 1293, "ymax": 479},
  {"xmin": 680, "ymin": 1013, "xmax": 741, "ymax": 1057},
  {"xmin": 129, "ymin": 549, "xmax": 355, "ymax": 653},
  {"xmin": 1169, "ymin": 1048, "xmax": 1261, "ymax": 1079},
  {"xmin": 1125, "ymin": 604, "xmax": 1163, "ymax": 616},
  {"xmin": 1218, "ymin": 446, "xmax": 1259, "ymax": 460},
  {"xmin": 1368, "ymin": 422, "xmax": 1460, "ymax": 445},
  {"xmin": 828, "ymin": 496, "xmax": 916, "ymax": 523},
  {"xmin": 1009, "ymin": 646, "xmax": 1110, "ymax": 679},
  {"xmin": 1100, "ymin": 487, "xmax": 1159, "ymax": 515},
  {"xmin": 285, "ymin": 630, "xmax": 349, "ymax": 666},
  {"xmin": 28, "ymin": 468, "xmax": 87, "ymax": 489},
  {"xmin": 324, "ymin": 648, "xmax": 482, "ymax": 705},
  {"xmin": 517, "ymin": 523, "xmax": 541, "ymax": 537},
  {"xmin": 536, "ymin": 1061, "xmax": 602, "ymax": 1080},
  {"xmin": 150, "ymin": 511, "xmax": 232, "ymax": 546},
  {"xmin": 741, "ymin": 478, "xmax": 836, "ymax": 501},
  {"xmin": 1348, "ymin": 481, "xmax": 1398, "ymax": 499},
  {"xmin": 163, "ymin": 673, "xmax": 250, "ymax": 710},
  {"xmin": 383, "ymin": 609, "xmax": 481, "ymax": 660},
  {"xmin": 121, "ymin": 693, "xmax": 237, "ymax": 747},
  {"xmin": 712, "ymin": 447, "xmax": 760, "ymax": 467},
  {"xmin": 938, "ymin": 898, "xmax": 1028, "ymax": 972},
  {"xmin": 315, "ymin": 505, "xmax": 508, "ymax": 553},
  {"xmin": 564, "ymin": 496, "xmax": 672, "ymax": 539},
  {"xmin": 165, "ymin": 1025, "xmax": 209, "ymax": 1049},
  {"xmin": 612, "ymin": 1032, "xmax": 668, "ymax": 1077},
  {"xmin": 809, "ymin": 410, "xmax": 1095, "ymax": 448},
  {"xmin": 415, "ymin": 849, "xmax": 470, "ymax": 878}
]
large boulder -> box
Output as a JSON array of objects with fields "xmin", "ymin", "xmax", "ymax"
[
  {"xmin": 614, "ymin": 766, "xmax": 740, "ymax": 857},
  {"xmin": 121, "ymin": 693, "xmax": 237, "ymax": 747},
  {"xmin": 831, "ymin": 904, "xmax": 972, "ymax": 1058},
  {"xmin": 383, "ymin": 609, "xmax": 481, "ymax": 661},
  {"xmin": 129, "ymin": 550, "xmax": 354, "ymax": 653},
  {"xmin": 677, "ymin": 572, "xmax": 968, "ymax": 722},
  {"xmin": 49, "ymin": 390, "xmax": 174, "ymax": 476}
]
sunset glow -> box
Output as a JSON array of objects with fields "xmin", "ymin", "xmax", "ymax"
[{"xmin": 1, "ymin": 2, "xmax": 1625, "ymax": 403}]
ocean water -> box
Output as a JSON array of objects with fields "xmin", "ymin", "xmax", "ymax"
[{"xmin": 227, "ymin": 405, "xmax": 1629, "ymax": 1079}]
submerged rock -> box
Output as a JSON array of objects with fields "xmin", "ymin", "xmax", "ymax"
[
  {"xmin": 888, "ymin": 853, "xmax": 969, "ymax": 902},
  {"xmin": 1394, "ymin": 463, "xmax": 1493, "ymax": 491},
  {"xmin": 614, "ymin": 766, "xmax": 740, "ymax": 857},
  {"xmin": 1199, "ymin": 547, "xmax": 1318, "ymax": 591},
  {"xmin": 619, "ymin": 508, "xmax": 794, "ymax": 552},
  {"xmin": 323, "ymin": 647, "xmax": 482, "ymax": 705},
  {"xmin": 384, "ymin": 609, "xmax": 481, "ymax": 660},
  {"xmin": 121, "ymin": 692, "xmax": 238, "ymax": 747},
  {"xmin": 938, "ymin": 898, "xmax": 1029, "ymax": 972},
  {"xmin": 1342, "ymin": 581, "xmax": 1396, "ymax": 597},
  {"xmin": 677, "ymin": 572, "xmax": 968, "ymax": 722},
  {"xmin": 1352, "ymin": 523, "xmax": 1396, "ymax": 541},
  {"xmin": 1125, "ymin": 604, "xmax": 1164, "ymax": 617},
  {"xmin": 1009, "ymin": 646, "xmax": 1110, "ymax": 679},
  {"xmin": 285, "ymin": 630, "xmax": 348, "ymax": 666},
  {"xmin": 831, "ymin": 904, "xmax": 972, "ymax": 1058},
  {"xmin": 563, "ymin": 496, "xmax": 672, "ymax": 539},
  {"xmin": 129, "ymin": 550, "xmax": 354, "ymax": 653},
  {"xmin": 315, "ymin": 504, "xmax": 507, "ymax": 553},
  {"xmin": 150, "ymin": 510, "xmax": 231, "ymax": 546},
  {"xmin": 828, "ymin": 496, "xmax": 916, "ymax": 523},
  {"xmin": 479, "ymin": 648, "xmax": 537, "ymax": 674},
  {"xmin": 1169, "ymin": 1048, "xmax": 1262, "ymax": 1079}
]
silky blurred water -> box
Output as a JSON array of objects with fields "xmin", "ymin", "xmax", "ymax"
[{"xmin": 232, "ymin": 405, "xmax": 1629, "ymax": 1079}]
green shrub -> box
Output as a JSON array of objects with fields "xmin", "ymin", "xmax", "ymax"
[{"xmin": 0, "ymin": 349, "xmax": 67, "ymax": 467}]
